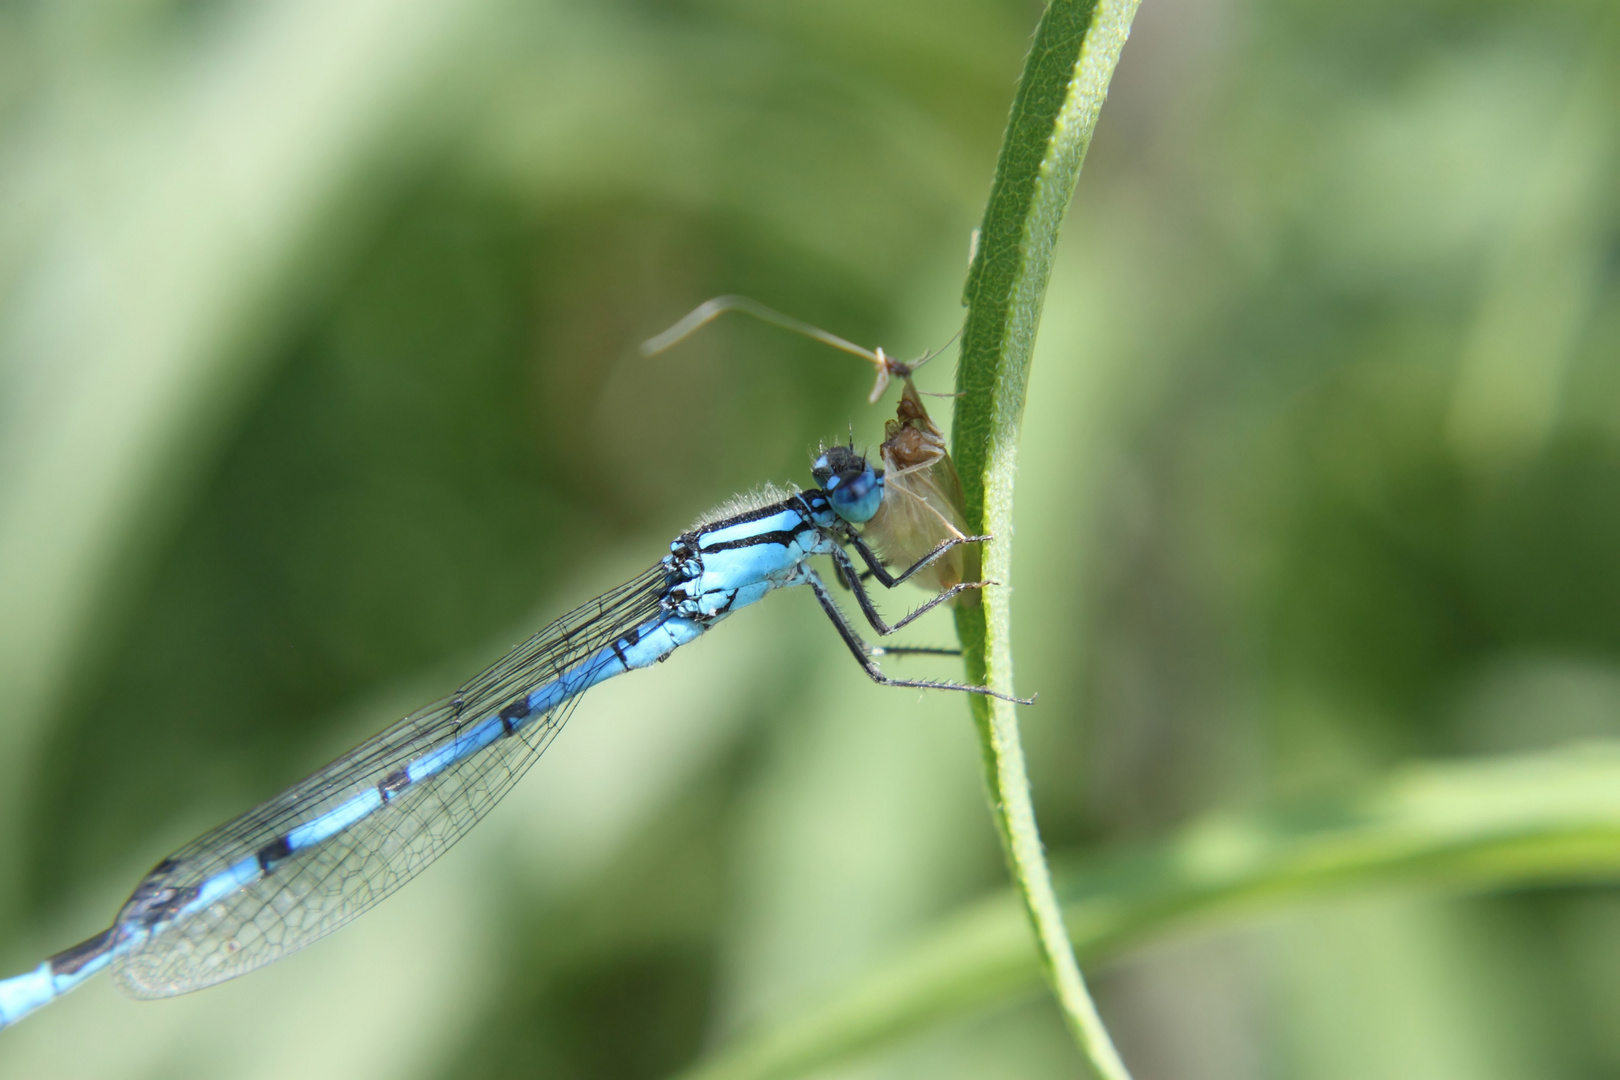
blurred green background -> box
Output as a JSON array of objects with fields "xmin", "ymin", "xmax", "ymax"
[{"xmin": 2, "ymin": 0, "xmax": 1619, "ymax": 1077}]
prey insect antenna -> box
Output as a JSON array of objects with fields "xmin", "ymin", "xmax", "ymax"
[
  {"xmin": 642, "ymin": 294, "xmax": 960, "ymax": 404},
  {"xmin": 641, "ymin": 295, "xmax": 882, "ymax": 366}
]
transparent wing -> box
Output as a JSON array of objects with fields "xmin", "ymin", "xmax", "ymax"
[
  {"xmin": 863, "ymin": 381, "xmax": 973, "ymax": 593},
  {"xmin": 112, "ymin": 564, "xmax": 669, "ymax": 998}
]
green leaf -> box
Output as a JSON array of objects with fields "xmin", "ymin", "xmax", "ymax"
[
  {"xmin": 948, "ymin": 0, "xmax": 1142, "ymax": 1075},
  {"xmin": 675, "ymin": 745, "xmax": 1620, "ymax": 1080}
]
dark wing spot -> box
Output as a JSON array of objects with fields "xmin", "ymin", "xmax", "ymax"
[
  {"xmin": 257, "ymin": 836, "xmax": 293, "ymax": 871},
  {"xmin": 378, "ymin": 768, "xmax": 412, "ymax": 800},
  {"xmin": 130, "ymin": 884, "xmax": 199, "ymax": 929}
]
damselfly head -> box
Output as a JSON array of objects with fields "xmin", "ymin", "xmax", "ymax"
[{"xmin": 812, "ymin": 444, "xmax": 884, "ymax": 524}]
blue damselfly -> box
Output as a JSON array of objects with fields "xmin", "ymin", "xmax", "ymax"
[{"xmin": 0, "ymin": 432, "xmax": 1022, "ymax": 1030}]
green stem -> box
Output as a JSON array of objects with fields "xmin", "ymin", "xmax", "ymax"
[
  {"xmin": 673, "ymin": 745, "xmax": 1620, "ymax": 1080},
  {"xmin": 950, "ymin": 0, "xmax": 1140, "ymax": 1076}
]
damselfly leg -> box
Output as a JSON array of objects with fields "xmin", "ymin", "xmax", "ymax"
[{"xmin": 802, "ymin": 570, "xmax": 1031, "ymax": 704}]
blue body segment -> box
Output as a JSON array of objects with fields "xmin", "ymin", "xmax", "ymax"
[
  {"xmin": 286, "ymin": 790, "xmax": 385, "ymax": 851},
  {"xmin": 692, "ymin": 506, "xmax": 806, "ymax": 548},
  {"xmin": 186, "ymin": 857, "xmax": 262, "ymax": 912},
  {"xmin": 0, "ymin": 464, "xmax": 894, "ymax": 1030},
  {"xmin": 0, "ymin": 966, "xmax": 56, "ymax": 1022}
]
